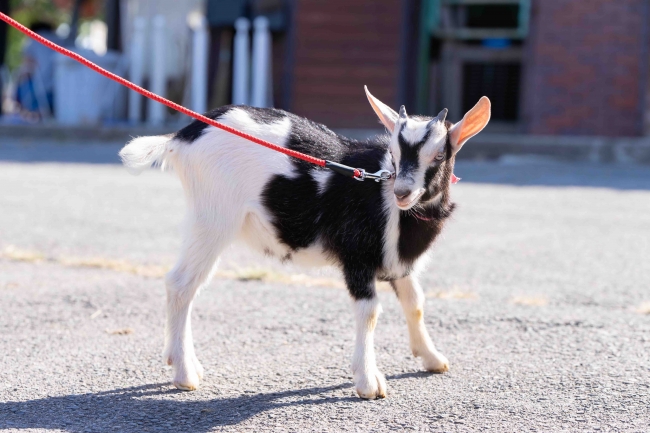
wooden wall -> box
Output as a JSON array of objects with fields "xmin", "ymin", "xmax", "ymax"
[
  {"xmin": 290, "ymin": 0, "xmax": 404, "ymax": 128},
  {"xmin": 523, "ymin": 0, "xmax": 648, "ymax": 136}
]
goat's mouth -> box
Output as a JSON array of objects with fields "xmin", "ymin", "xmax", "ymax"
[{"xmin": 395, "ymin": 188, "xmax": 425, "ymax": 211}]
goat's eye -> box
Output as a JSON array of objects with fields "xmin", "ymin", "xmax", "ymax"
[{"xmin": 434, "ymin": 153, "xmax": 445, "ymax": 162}]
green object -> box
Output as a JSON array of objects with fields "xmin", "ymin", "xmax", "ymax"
[
  {"xmin": 415, "ymin": 0, "xmax": 531, "ymax": 113},
  {"xmin": 432, "ymin": 0, "xmax": 530, "ymax": 39},
  {"xmin": 5, "ymin": 0, "xmax": 66, "ymax": 71}
]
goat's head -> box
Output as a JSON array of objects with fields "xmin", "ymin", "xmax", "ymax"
[{"xmin": 365, "ymin": 86, "xmax": 491, "ymax": 210}]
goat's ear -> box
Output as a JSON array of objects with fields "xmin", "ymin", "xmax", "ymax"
[
  {"xmin": 364, "ymin": 85, "xmax": 398, "ymax": 133},
  {"xmin": 449, "ymin": 96, "xmax": 491, "ymax": 154}
]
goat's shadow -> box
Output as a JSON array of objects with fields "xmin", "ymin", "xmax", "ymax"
[{"xmin": 0, "ymin": 373, "xmax": 426, "ymax": 432}]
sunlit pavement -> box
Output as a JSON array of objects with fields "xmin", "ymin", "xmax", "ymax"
[{"xmin": 1, "ymin": 141, "xmax": 649, "ymax": 432}]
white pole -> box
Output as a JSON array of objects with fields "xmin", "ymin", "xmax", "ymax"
[
  {"xmin": 148, "ymin": 15, "xmax": 167, "ymax": 125},
  {"xmin": 190, "ymin": 14, "xmax": 209, "ymax": 114},
  {"xmin": 128, "ymin": 16, "xmax": 146, "ymax": 123},
  {"xmin": 251, "ymin": 16, "xmax": 271, "ymax": 108},
  {"xmin": 232, "ymin": 17, "xmax": 250, "ymax": 106}
]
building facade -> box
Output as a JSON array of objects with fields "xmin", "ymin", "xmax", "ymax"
[
  {"xmin": 286, "ymin": 0, "xmax": 650, "ymax": 137},
  {"xmin": 118, "ymin": 0, "xmax": 650, "ymax": 136},
  {"xmin": 523, "ymin": 0, "xmax": 648, "ymax": 137}
]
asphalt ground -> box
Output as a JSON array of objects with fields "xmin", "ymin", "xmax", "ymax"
[{"xmin": 0, "ymin": 140, "xmax": 649, "ymax": 432}]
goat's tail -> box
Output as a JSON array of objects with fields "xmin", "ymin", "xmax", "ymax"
[{"xmin": 119, "ymin": 135, "xmax": 173, "ymax": 175}]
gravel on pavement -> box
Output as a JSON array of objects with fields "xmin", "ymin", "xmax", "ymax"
[{"xmin": 0, "ymin": 140, "xmax": 649, "ymax": 432}]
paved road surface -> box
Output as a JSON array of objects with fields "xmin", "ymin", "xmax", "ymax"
[{"xmin": 1, "ymin": 140, "xmax": 649, "ymax": 432}]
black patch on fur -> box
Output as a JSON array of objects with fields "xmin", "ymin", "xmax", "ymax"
[
  {"xmin": 174, "ymin": 106, "xmax": 233, "ymax": 142},
  {"xmin": 397, "ymin": 118, "xmax": 456, "ymax": 262},
  {"xmin": 243, "ymin": 106, "xmax": 288, "ymax": 124},
  {"xmin": 173, "ymin": 105, "xmax": 289, "ymax": 143},
  {"xmin": 396, "ymin": 123, "xmax": 429, "ymax": 179},
  {"xmin": 397, "ymin": 201, "xmax": 455, "ymax": 263},
  {"xmin": 258, "ymin": 109, "xmax": 388, "ymax": 300},
  {"xmin": 178, "ymin": 106, "xmax": 457, "ymax": 300}
]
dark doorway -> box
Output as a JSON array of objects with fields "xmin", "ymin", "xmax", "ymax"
[{"xmin": 462, "ymin": 62, "xmax": 520, "ymax": 121}]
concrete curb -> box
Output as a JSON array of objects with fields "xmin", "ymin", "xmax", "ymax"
[
  {"xmin": 329, "ymin": 130, "xmax": 650, "ymax": 165},
  {"xmin": 1, "ymin": 124, "xmax": 649, "ymax": 164},
  {"xmin": 464, "ymin": 134, "xmax": 650, "ymax": 164},
  {"xmin": 0, "ymin": 123, "xmax": 177, "ymax": 141}
]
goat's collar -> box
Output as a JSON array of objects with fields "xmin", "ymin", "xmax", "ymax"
[{"xmin": 413, "ymin": 211, "xmax": 436, "ymax": 222}]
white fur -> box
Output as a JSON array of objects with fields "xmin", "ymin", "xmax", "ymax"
[
  {"xmin": 392, "ymin": 276, "xmax": 449, "ymax": 372},
  {"xmin": 379, "ymin": 152, "xmax": 411, "ymax": 278},
  {"xmin": 239, "ymin": 206, "xmax": 292, "ymax": 258},
  {"xmin": 121, "ymin": 106, "xmax": 447, "ymax": 397},
  {"xmin": 119, "ymin": 135, "xmax": 171, "ymax": 175},
  {"xmin": 352, "ymin": 298, "xmax": 386, "ymax": 399},
  {"xmin": 239, "ymin": 208, "xmax": 332, "ymax": 267},
  {"xmin": 399, "ymin": 118, "xmax": 428, "ymax": 145},
  {"xmin": 390, "ymin": 118, "xmax": 448, "ymax": 210},
  {"xmin": 311, "ymin": 169, "xmax": 332, "ymax": 195},
  {"xmin": 290, "ymin": 239, "xmax": 332, "ymax": 267},
  {"xmin": 420, "ymin": 120, "xmax": 448, "ymax": 161},
  {"xmin": 137, "ymin": 108, "xmax": 296, "ymax": 390}
]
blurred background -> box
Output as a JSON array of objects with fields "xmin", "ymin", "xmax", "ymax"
[
  {"xmin": 1, "ymin": 3, "xmax": 649, "ymax": 429},
  {"xmin": 0, "ymin": 0, "xmax": 649, "ymax": 149}
]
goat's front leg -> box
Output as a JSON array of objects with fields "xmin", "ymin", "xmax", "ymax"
[
  {"xmin": 352, "ymin": 297, "xmax": 386, "ymax": 399},
  {"xmin": 392, "ymin": 275, "xmax": 449, "ymax": 373},
  {"xmin": 345, "ymin": 269, "xmax": 386, "ymax": 399}
]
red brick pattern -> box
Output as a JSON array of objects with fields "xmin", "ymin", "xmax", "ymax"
[
  {"xmin": 523, "ymin": 0, "xmax": 648, "ymax": 136},
  {"xmin": 291, "ymin": 0, "xmax": 403, "ymax": 128}
]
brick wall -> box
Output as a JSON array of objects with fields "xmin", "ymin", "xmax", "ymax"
[
  {"xmin": 290, "ymin": 0, "xmax": 403, "ymax": 128},
  {"xmin": 523, "ymin": 0, "xmax": 649, "ymax": 136}
]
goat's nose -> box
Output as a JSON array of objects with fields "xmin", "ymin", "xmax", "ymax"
[{"xmin": 394, "ymin": 187, "xmax": 412, "ymax": 200}]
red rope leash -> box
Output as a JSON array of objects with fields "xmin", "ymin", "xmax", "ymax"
[{"xmin": 0, "ymin": 12, "xmax": 327, "ymax": 168}]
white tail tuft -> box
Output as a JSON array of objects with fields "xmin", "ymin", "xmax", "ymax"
[{"xmin": 119, "ymin": 135, "xmax": 171, "ymax": 175}]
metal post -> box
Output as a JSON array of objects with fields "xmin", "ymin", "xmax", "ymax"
[
  {"xmin": 66, "ymin": 0, "xmax": 82, "ymax": 46},
  {"xmin": 232, "ymin": 17, "xmax": 250, "ymax": 105},
  {"xmin": 251, "ymin": 16, "xmax": 271, "ymax": 108},
  {"xmin": 0, "ymin": 0, "xmax": 9, "ymax": 117},
  {"xmin": 105, "ymin": 0, "xmax": 122, "ymax": 52},
  {"xmin": 128, "ymin": 16, "xmax": 146, "ymax": 123},
  {"xmin": 148, "ymin": 15, "xmax": 166, "ymax": 125},
  {"xmin": 191, "ymin": 14, "xmax": 209, "ymax": 114}
]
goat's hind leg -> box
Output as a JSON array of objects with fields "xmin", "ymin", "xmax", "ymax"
[
  {"xmin": 392, "ymin": 275, "xmax": 449, "ymax": 373},
  {"xmin": 164, "ymin": 214, "xmax": 239, "ymax": 391}
]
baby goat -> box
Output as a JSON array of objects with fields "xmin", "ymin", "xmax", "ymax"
[{"xmin": 119, "ymin": 87, "xmax": 491, "ymax": 399}]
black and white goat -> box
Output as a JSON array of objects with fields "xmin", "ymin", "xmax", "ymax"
[{"xmin": 119, "ymin": 87, "xmax": 491, "ymax": 399}]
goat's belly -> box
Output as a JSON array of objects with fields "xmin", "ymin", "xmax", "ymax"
[
  {"xmin": 238, "ymin": 210, "xmax": 333, "ymax": 268},
  {"xmin": 289, "ymin": 243, "xmax": 333, "ymax": 267}
]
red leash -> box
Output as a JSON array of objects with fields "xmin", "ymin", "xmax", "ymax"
[{"xmin": 0, "ymin": 12, "xmax": 395, "ymax": 181}]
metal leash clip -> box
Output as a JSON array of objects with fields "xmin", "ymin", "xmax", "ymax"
[
  {"xmin": 354, "ymin": 169, "xmax": 395, "ymax": 182},
  {"xmin": 324, "ymin": 161, "xmax": 394, "ymax": 182}
]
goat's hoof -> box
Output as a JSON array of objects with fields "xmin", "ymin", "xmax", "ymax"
[
  {"xmin": 171, "ymin": 359, "xmax": 201, "ymax": 391},
  {"xmin": 173, "ymin": 368, "xmax": 200, "ymax": 391},
  {"xmin": 173, "ymin": 380, "xmax": 199, "ymax": 391},
  {"xmin": 422, "ymin": 351, "xmax": 449, "ymax": 373},
  {"xmin": 354, "ymin": 369, "xmax": 387, "ymax": 400}
]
